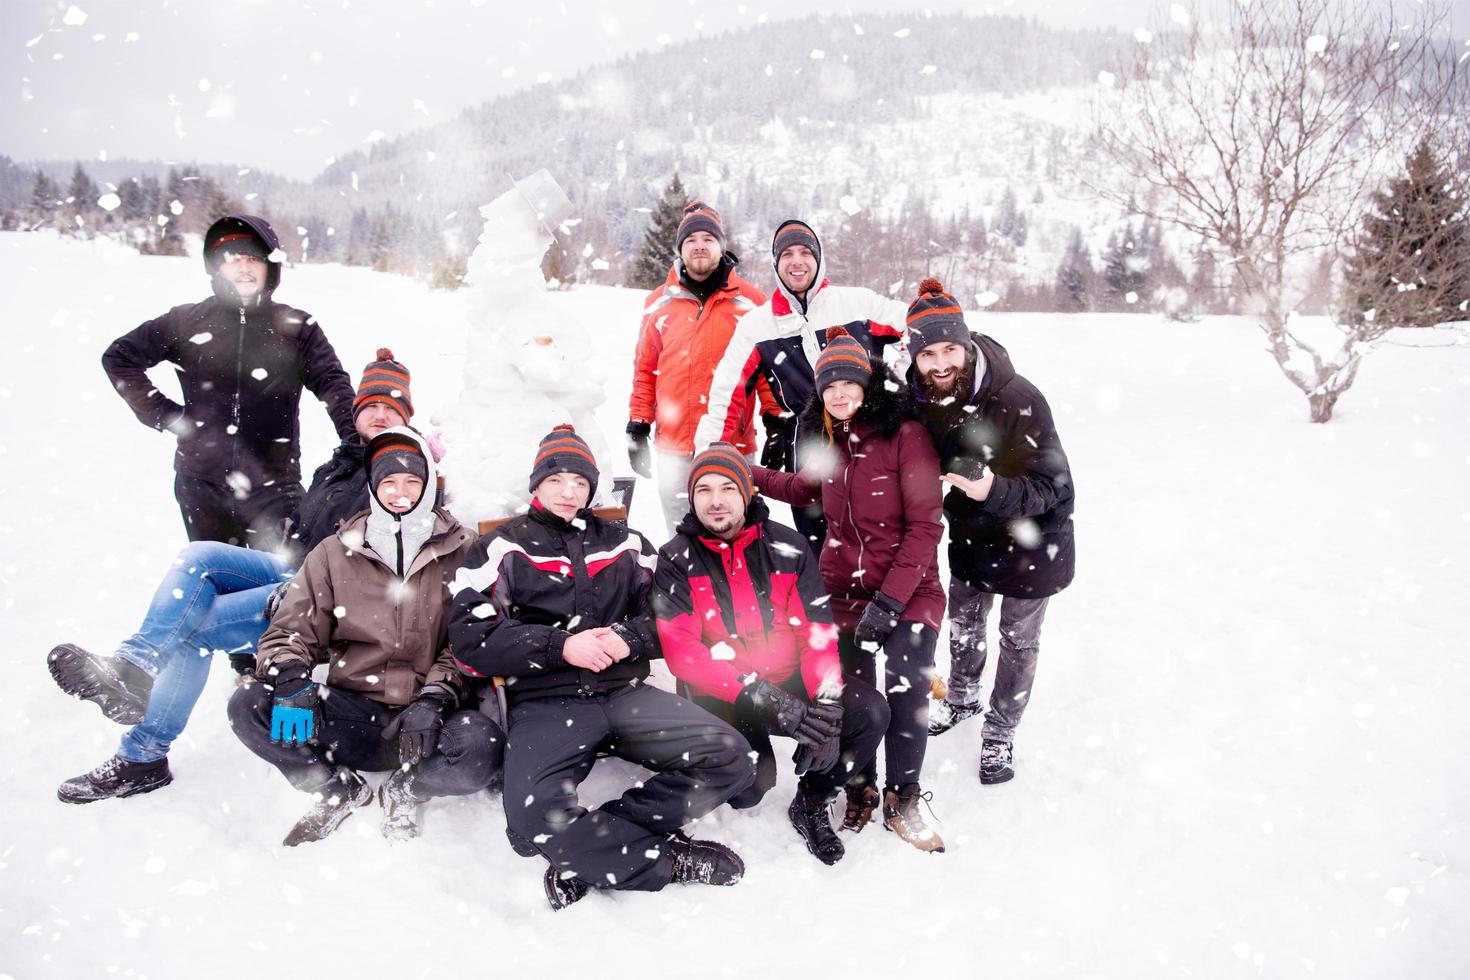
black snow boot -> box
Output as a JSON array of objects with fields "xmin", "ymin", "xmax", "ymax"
[
  {"xmin": 927, "ymin": 698, "xmax": 982, "ymax": 736},
  {"xmin": 667, "ymin": 831, "xmax": 745, "ymax": 886},
  {"xmin": 979, "ymin": 739, "xmax": 1015, "ymax": 784},
  {"xmin": 282, "ymin": 768, "xmax": 373, "ymax": 847},
  {"xmin": 47, "ymin": 643, "xmax": 153, "ymax": 726},
  {"xmin": 58, "ymin": 755, "xmax": 172, "ymax": 804},
  {"xmin": 788, "ymin": 788, "xmax": 845, "ymax": 865},
  {"xmin": 544, "ymin": 864, "xmax": 591, "ymax": 911},
  {"xmin": 378, "ymin": 768, "xmax": 429, "ymax": 842}
]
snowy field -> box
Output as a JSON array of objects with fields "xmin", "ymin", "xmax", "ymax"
[{"xmin": 1, "ymin": 231, "xmax": 1467, "ymax": 979}]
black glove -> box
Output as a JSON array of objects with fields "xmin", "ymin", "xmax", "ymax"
[
  {"xmin": 759, "ymin": 413, "xmax": 793, "ymax": 471},
  {"xmin": 263, "ymin": 661, "xmax": 320, "ymax": 745},
  {"xmin": 228, "ymin": 652, "xmax": 258, "ymax": 675},
  {"xmin": 792, "ymin": 699, "xmax": 844, "ymax": 775},
  {"xmin": 739, "ymin": 679, "xmax": 842, "ymax": 747},
  {"xmin": 946, "ymin": 456, "xmax": 988, "ymax": 482},
  {"xmin": 380, "ymin": 684, "xmax": 456, "ymax": 767},
  {"xmin": 625, "ymin": 420, "xmax": 653, "ymax": 479},
  {"xmin": 853, "ymin": 592, "xmax": 905, "ymax": 652}
]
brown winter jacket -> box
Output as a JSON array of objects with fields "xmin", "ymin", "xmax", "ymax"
[
  {"xmin": 254, "ymin": 509, "xmax": 476, "ymax": 706},
  {"xmin": 754, "ymin": 368, "xmax": 946, "ymax": 633}
]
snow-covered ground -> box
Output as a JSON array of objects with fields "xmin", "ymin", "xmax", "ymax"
[{"xmin": 1, "ymin": 231, "xmax": 1466, "ymax": 978}]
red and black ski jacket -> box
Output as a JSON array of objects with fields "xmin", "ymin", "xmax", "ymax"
[
  {"xmin": 653, "ymin": 497, "xmax": 841, "ymax": 704},
  {"xmin": 447, "ymin": 502, "xmax": 661, "ymax": 705}
]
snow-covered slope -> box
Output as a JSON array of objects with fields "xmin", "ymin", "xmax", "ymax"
[{"xmin": 2, "ymin": 232, "xmax": 1466, "ymax": 978}]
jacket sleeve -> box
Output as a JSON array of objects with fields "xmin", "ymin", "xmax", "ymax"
[
  {"xmin": 751, "ymin": 463, "xmax": 821, "ymax": 507},
  {"xmin": 753, "ymin": 374, "xmax": 781, "ymax": 417},
  {"xmin": 791, "ymin": 541, "xmax": 843, "ymax": 700},
  {"xmin": 424, "ymin": 644, "xmax": 471, "ymax": 705},
  {"xmin": 100, "ymin": 311, "xmax": 186, "ymax": 431},
  {"xmin": 446, "ymin": 535, "xmax": 569, "ymax": 679},
  {"xmin": 861, "ymin": 293, "xmax": 910, "ymax": 347},
  {"xmin": 628, "ymin": 299, "xmax": 664, "ymax": 423},
  {"xmin": 694, "ymin": 310, "xmax": 765, "ymax": 449},
  {"xmin": 254, "ymin": 545, "xmax": 335, "ymax": 677},
  {"xmin": 877, "ymin": 422, "xmax": 945, "ymax": 610},
  {"xmin": 614, "ymin": 532, "xmax": 662, "ymax": 660},
  {"xmin": 298, "ymin": 317, "xmax": 357, "ymax": 442},
  {"xmin": 653, "ymin": 545, "xmax": 748, "ymax": 703},
  {"xmin": 980, "ymin": 389, "xmax": 1073, "ymax": 521}
]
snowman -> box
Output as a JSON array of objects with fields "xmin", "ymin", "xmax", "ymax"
[{"xmin": 436, "ymin": 170, "xmax": 612, "ymax": 525}]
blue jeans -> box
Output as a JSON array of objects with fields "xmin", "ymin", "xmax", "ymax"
[{"xmin": 114, "ymin": 542, "xmax": 291, "ymax": 763}]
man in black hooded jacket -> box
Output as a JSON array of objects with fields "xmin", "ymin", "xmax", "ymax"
[
  {"xmin": 903, "ymin": 278, "xmax": 1076, "ymax": 787},
  {"xmin": 102, "ymin": 214, "xmax": 356, "ymax": 549}
]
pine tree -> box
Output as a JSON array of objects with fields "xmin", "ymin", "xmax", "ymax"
[
  {"xmin": 27, "ymin": 171, "xmax": 60, "ymax": 229},
  {"xmin": 1101, "ymin": 221, "xmax": 1149, "ymax": 309},
  {"xmin": 1053, "ymin": 227, "xmax": 1094, "ymax": 312},
  {"xmin": 65, "ymin": 163, "xmax": 100, "ymax": 232},
  {"xmin": 626, "ymin": 173, "xmax": 688, "ymax": 290},
  {"xmin": 1343, "ymin": 138, "xmax": 1470, "ymax": 328}
]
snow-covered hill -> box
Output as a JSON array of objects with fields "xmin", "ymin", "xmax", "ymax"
[{"xmin": 2, "ymin": 233, "xmax": 1467, "ymax": 978}]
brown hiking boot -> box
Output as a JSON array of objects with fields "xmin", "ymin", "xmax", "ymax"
[
  {"xmin": 841, "ymin": 785, "xmax": 880, "ymax": 832},
  {"xmin": 882, "ymin": 787, "xmax": 945, "ymax": 853}
]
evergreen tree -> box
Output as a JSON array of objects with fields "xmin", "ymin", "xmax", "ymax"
[
  {"xmin": 65, "ymin": 163, "xmax": 100, "ymax": 231},
  {"xmin": 1053, "ymin": 227, "xmax": 1094, "ymax": 312},
  {"xmin": 1101, "ymin": 221, "xmax": 1149, "ymax": 309},
  {"xmin": 1343, "ymin": 138, "xmax": 1470, "ymax": 328},
  {"xmin": 992, "ymin": 185, "xmax": 1018, "ymax": 243},
  {"xmin": 626, "ymin": 172, "xmax": 688, "ymax": 290},
  {"xmin": 27, "ymin": 171, "xmax": 60, "ymax": 228}
]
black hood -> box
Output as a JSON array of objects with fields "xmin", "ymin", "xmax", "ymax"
[
  {"xmin": 674, "ymin": 494, "xmax": 772, "ymax": 541},
  {"xmin": 797, "ymin": 358, "xmax": 915, "ymax": 444},
  {"xmin": 203, "ymin": 214, "xmax": 282, "ymax": 304}
]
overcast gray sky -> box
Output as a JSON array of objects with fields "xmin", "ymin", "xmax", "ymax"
[{"xmin": 5, "ymin": 0, "xmax": 1467, "ymax": 180}]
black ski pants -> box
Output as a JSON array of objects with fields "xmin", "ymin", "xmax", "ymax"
[
  {"xmin": 175, "ymin": 475, "xmax": 301, "ymax": 550},
  {"xmin": 229, "ymin": 683, "xmax": 504, "ymax": 797},
  {"xmin": 501, "ymin": 683, "xmax": 754, "ymax": 893},
  {"xmin": 694, "ymin": 671, "xmax": 889, "ymax": 808},
  {"xmin": 839, "ymin": 624, "xmax": 938, "ymax": 793}
]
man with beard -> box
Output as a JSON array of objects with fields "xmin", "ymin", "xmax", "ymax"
[
  {"xmin": 102, "ymin": 214, "xmax": 356, "ymax": 549},
  {"xmin": 693, "ymin": 219, "xmax": 909, "ymax": 551},
  {"xmin": 626, "ymin": 202, "xmax": 774, "ymax": 535},
  {"xmin": 904, "ymin": 278, "xmax": 1075, "ymax": 785}
]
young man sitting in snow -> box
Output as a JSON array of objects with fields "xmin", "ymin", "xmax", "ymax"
[
  {"xmin": 447, "ymin": 425, "xmax": 754, "ymax": 911},
  {"xmin": 228, "ymin": 427, "xmax": 503, "ymax": 846},
  {"xmin": 653, "ymin": 444, "xmax": 889, "ymax": 867}
]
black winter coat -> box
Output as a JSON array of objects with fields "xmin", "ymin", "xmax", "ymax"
[
  {"xmin": 101, "ymin": 215, "xmax": 356, "ymax": 490},
  {"xmin": 284, "ymin": 439, "xmax": 369, "ymax": 564},
  {"xmin": 909, "ymin": 332, "xmax": 1076, "ymax": 598},
  {"xmin": 447, "ymin": 504, "xmax": 662, "ymax": 705}
]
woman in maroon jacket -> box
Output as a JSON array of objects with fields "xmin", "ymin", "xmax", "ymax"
[{"xmin": 753, "ymin": 326, "xmax": 946, "ymax": 852}]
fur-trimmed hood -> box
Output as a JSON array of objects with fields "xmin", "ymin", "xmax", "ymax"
[{"xmin": 794, "ymin": 358, "xmax": 916, "ymax": 456}]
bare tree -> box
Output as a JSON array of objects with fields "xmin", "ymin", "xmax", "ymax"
[{"xmin": 1094, "ymin": 0, "xmax": 1467, "ymax": 421}]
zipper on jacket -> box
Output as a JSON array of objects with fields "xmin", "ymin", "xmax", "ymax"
[
  {"xmin": 230, "ymin": 305, "xmax": 247, "ymax": 475},
  {"xmin": 394, "ymin": 520, "xmax": 405, "ymax": 578}
]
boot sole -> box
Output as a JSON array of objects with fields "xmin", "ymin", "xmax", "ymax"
[
  {"xmin": 47, "ymin": 644, "xmax": 148, "ymax": 726},
  {"xmin": 980, "ymin": 769, "xmax": 1015, "ymax": 785},
  {"xmin": 544, "ymin": 866, "xmax": 590, "ymax": 910},
  {"xmin": 57, "ymin": 770, "xmax": 173, "ymax": 805}
]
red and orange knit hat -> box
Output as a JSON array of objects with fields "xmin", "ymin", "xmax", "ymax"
[
  {"xmin": 353, "ymin": 348, "xmax": 413, "ymax": 422},
  {"xmin": 687, "ymin": 442, "xmax": 754, "ymax": 511},
  {"xmin": 676, "ymin": 200, "xmax": 726, "ymax": 252},
  {"xmin": 814, "ymin": 325, "xmax": 872, "ymax": 393},
  {"xmin": 529, "ymin": 423, "xmax": 599, "ymax": 497},
  {"xmin": 905, "ymin": 277, "xmax": 971, "ymax": 353}
]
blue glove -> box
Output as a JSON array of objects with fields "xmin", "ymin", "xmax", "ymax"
[{"xmin": 266, "ymin": 662, "xmax": 320, "ymax": 745}]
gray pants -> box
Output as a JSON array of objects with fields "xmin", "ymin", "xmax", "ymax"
[
  {"xmin": 946, "ymin": 578, "xmax": 1050, "ymax": 743},
  {"xmin": 655, "ymin": 451, "xmax": 694, "ymax": 538}
]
